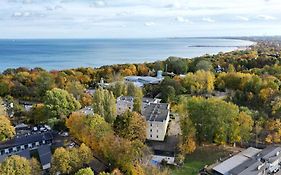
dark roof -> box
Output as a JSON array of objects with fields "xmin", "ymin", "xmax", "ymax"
[
  {"xmin": 143, "ymin": 103, "xmax": 169, "ymax": 122},
  {"xmin": 38, "ymin": 145, "xmax": 52, "ymax": 166},
  {"xmin": 228, "ymin": 146, "xmax": 281, "ymax": 175},
  {"xmin": 16, "ymin": 149, "xmax": 31, "ymax": 159},
  {"xmin": 259, "ymin": 146, "xmax": 281, "ymax": 163},
  {"xmin": 146, "ymin": 135, "xmax": 179, "ymax": 156},
  {"xmin": 0, "ymin": 150, "xmax": 31, "ymax": 164},
  {"xmin": 0, "ymin": 132, "xmax": 53, "ymax": 150},
  {"xmin": 229, "ymin": 158, "xmax": 263, "ymax": 175},
  {"xmin": 89, "ymin": 158, "xmax": 108, "ymax": 174}
]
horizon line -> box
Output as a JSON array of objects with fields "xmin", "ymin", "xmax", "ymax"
[{"xmin": 0, "ymin": 35, "xmax": 280, "ymax": 40}]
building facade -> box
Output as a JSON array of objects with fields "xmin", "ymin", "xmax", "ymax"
[{"xmin": 142, "ymin": 103, "xmax": 170, "ymax": 141}]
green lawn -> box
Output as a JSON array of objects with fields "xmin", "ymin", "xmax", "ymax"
[{"xmin": 172, "ymin": 145, "xmax": 231, "ymax": 175}]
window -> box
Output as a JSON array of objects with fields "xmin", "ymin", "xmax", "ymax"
[
  {"xmin": 150, "ymin": 123, "xmax": 152, "ymax": 127},
  {"xmin": 150, "ymin": 135, "xmax": 152, "ymax": 138},
  {"xmin": 156, "ymin": 135, "xmax": 159, "ymax": 138},
  {"xmin": 157, "ymin": 130, "xmax": 158, "ymax": 133},
  {"xmin": 150, "ymin": 129, "xmax": 152, "ymax": 132}
]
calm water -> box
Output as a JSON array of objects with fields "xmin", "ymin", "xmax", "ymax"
[{"xmin": 0, "ymin": 38, "xmax": 253, "ymax": 71}]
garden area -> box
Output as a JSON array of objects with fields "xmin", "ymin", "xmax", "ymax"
[{"xmin": 172, "ymin": 145, "xmax": 235, "ymax": 175}]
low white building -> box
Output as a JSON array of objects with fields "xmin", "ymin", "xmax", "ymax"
[
  {"xmin": 116, "ymin": 96, "xmax": 134, "ymax": 115},
  {"xmin": 124, "ymin": 71, "xmax": 164, "ymax": 87},
  {"xmin": 212, "ymin": 146, "xmax": 281, "ymax": 175},
  {"xmin": 142, "ymin": 103, "xmax": 170, "ymax": 141}
]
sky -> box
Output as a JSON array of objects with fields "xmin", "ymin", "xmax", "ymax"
[{"xmin": 0, "ymin": 0, "xmax": 281, "ymax": 38}]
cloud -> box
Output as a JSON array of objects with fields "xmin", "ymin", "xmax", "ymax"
[
  {"xmin": 165, "ymin": 1, "xmax": 182, "ymax": 9},
  {"xmin": 257, "ymin": 14, "xmax": 276, "ymax": 20},
  {"xmin": 176, "ymin": 16, "xmax": 191, "ymax": 23},
  {"xmin": 23, "ymin": 0, "xmax": 32, "ymax": 4},
  {"xmin": 12, "ymin": 11, "xmax": 32, "ymax": 18},
  {"xmin": 236, "ymin": 16, "xmax": 249, "ymax": 21},
  {"xmin": 202, "ymin": 17, "xmax": 215, "ymax": 23},
  {"xmin": 90, "ymin": 0, "xmax": 107, "ymax": 8},
  {"xmin": 1, "ymin": 0, "xmax": 281, "ymax": 38},
  {"xmin": 144, "ymin": 22, "xmax": 155, "ymax": 26},
  {"xmin": 13, "ymin": 12, "xmax": 23, "ymax": 17}
]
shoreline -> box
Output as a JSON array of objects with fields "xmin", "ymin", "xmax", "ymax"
[{"xmin": 0, "ymin": 38, "xmax": 255, "ymax": 72}]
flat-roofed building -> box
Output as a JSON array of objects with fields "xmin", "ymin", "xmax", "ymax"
[
  {"xmin": 142, "ymin": 103, "xmax": 170, "ymax": 141},
  {"xmin": 212, "ymin": 146, "xmax": 281, "ymax": 175},
  {"xmin": 212, "ymin": 147, "xmax": 261, "ymax": 175},
  {"xmin": 124, "ymin": 71, "xmax": 163, "ymax": 87}
]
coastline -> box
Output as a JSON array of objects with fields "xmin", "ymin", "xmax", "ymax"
[{"xmin": 0, "ymin": 38, "xmax": 255, "ymax": 72}]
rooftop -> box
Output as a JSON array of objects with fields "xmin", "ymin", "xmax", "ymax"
[
  {"xmin": 230, "ymin": 159, "xmax": 266, "ymax": 175},
  {"xmin": 125, "ymin": 76, "xmax": 163, "ymax": 85},
  {"xmin": 117, "ymin": 96, "xmax": 134, "ymax": 102},
  {"xmin": 212, "ymin": 147, "xmax": 261, "ymax": 175},
  {"xmin": 0, "ymin": 132, "xmax": 54, "ymax": 150},
  {"xmin": 142, "ymin": 103, "xmax": 169, "ymax": 122},
  {"xmin": 38, "ymin": 145, "xmax": 52, "ymax": 169},
  {"xmin": 213, "ymin": 146, "xmax": 281, "ymax": 175}
]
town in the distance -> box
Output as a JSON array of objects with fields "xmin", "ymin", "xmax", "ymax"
[{"xmin": 1, "ymin": 37, "xmax": 281, "ymax": 175}]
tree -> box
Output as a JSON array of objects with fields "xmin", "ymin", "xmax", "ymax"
[
  {"xmin": 265, "ymin": 119, "xmax": 281, "ymax": 143},
  {"xmin": 0, "ymin": 155, "xmax": 31, "ymax": 175},
  {"xmin": 178, "ymin": 97, "xmax": 253, "ymax": 144},
  {"xmin": 29, "ymin": 158, "xmax": 42, "ymax": 175},
  {"xmin": 44, "ymin": 88, "xmax": 81, "ymax": 119},
  {"xmin": 100, "ymin": 135, "xmax": 148, "ymax": 174},
  {"xmin": 182, "ymin": 71, "xmax": 215, "ymax": 94},
  {"xmin": 127, "ymin": 83, "xmax": 143, "ymax": 113},
  {"xmin": 51, "ymin": 144, "xmax": 93, "ymax": 175},
  {"xmin": 114, "ymin": 111, "xmax": 146, "ymax": 142},
  {"xmin": 77, "ymin": 143, "xmax": 93, "ymax": 165},
  {"xmin": 51, "ymin": 147, "xmax": 72, "ymax": 175},
  {"xmin": 0, "ymin": 115, "xmax": 15, "ymax": 141},
  {"xmin": 166, "ymin": 57, "xmax": 188, "ymax": 74},
  {"xmin": 65, "ymin": 80, "xmax": 85, "ymax": 100},
  {"xmin": 75, "ymin": 168, "xmax": 94, "ymax": 175},
  {"xmin": 0, "ymin": 81, "xmax": 10, "ymax": 96},
  {"xmin": 28, "ymin": 104, "xmax": 48, "ymax": 124},
  {"xmin": 0, "ymin": 98, "xmax": 6, "ymax": 116},
  {"xmin": 161, "ymin": 85, "xmax": 176, "ymax": 103},
  {"xmin": 66, "ymin": 112, "xmax": 113, "ymax": 152},
  {"xmin": 195, "ymin": 60, "xmax": 213, "ymax": 71},
  {"xmin": 179, "ymin": 115, "xmax": 196, "ymax": 155},
  {"xmin": 112, "ymin": 81, "xmax": 127, "ymax": 98},
  {"xmin": 92, "ymin": 88, "xmax": 116, "ymax": 123},
  {"xmin": 34, "ymin": 71, "xmax": 55, "ymax": 99}
]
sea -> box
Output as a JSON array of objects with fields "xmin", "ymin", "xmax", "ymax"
[{"xmin": 0, "ymin": 38, "xmax": 254, "ymax": 72}]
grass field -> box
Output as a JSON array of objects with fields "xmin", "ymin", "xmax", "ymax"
[{"xmin": 172, "ymin": 145, "xmax": 231, "ymax": 175}]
